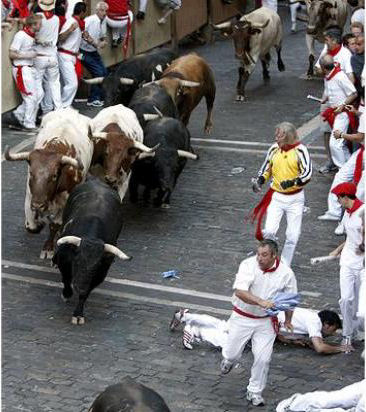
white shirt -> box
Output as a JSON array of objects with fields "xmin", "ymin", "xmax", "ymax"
[
  {"xmin": 35, "ymin": 13, "xmax": 60, "ymax": 53},
  {"xmin": 232, "ymin": 256, "xmax": 298, "ymax": 317},
  {"xmin": 316, "ymin": 45, "xmax": 353, "ymax": 75},
  {"xmin": 80, "ymin": 14, "xmax": 106, "ymax": 52},
  {"xmin": 351, "ymin": 8, "xmax": 365, "ymax": 24},
  {"xmin": 278, "ymin": 308, "xmax": 322, "ymax": 338},
  {"xmin": 340, "ymin": 203, "xmax": 365, "ymax": 269},
  {"xmin": 59, "ymin": 16, "xmax": 82, "ymax": 54},
  {"xmin": 10, "ymin": 30, "xmax": 35, "ymax": 66},
  {"xmin": 358, "ymin": 112, "xmax": 365, "ymax": 133},
  {"xmin": 324, "ymin": 70, "xmax": 357, "ymax": 108}
]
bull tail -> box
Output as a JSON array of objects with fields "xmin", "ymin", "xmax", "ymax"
[{"xmin": 276, "ymin": 45, "xmax": 285, "ymax": 72}]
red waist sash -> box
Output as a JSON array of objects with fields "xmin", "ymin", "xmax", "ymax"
[{"xmin": 233, "ymin": 306, "xmax": 279, "ymax": 334}]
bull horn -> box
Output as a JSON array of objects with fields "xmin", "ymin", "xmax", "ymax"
[
  {"xmin": 153, "ymin": 106, "xmax": 163, "ymax": 118},
  {"xmin": 245, "ymin": 50, "xmax": 256, "ymax": 64},
  {"xmin": 61, "ymin": 155, "xmax": 83, "ymax": 170},
  {"xmin": 82, "ymin": 77, "xmax": 104, "ymax": 84},
  {"xmin": 177, "ymin": 150, "xmax": 198, "ymax": 160},
  {"xmin": 179, "ymin": 80, "xmax": 200, "ymax": 88},
  {"xmin": 138, "ymin": 152, "xmax": 156, "ymax": 160},
  {"xmin": 4, "ymin": 146, "xmax": 30, "ymax": 161},
  {"xmin": 251, "ymin": 19, "xmax": 270, "ymax": 29},
  {"xmin": 212, "ymin": 21, "xmax": 231, "ymax": 30},
  {"xmin": 142, "ymin": 80, "xmax": 157, "ymax": 88},
  {"xmin": 57, "ymin": 235, "xmax": 81, "ymax": 247},
  {"xmin": 120, "ymin": 77, "xmax": 135, "ymax": 85},
  {"xmin": 143, "ymin": 114, "xmax": 160, "ymax": 121},
  {"xmin": 104, "ymin": 243, "xmax": 132, "ymax": 260},
  {"xmin": 133, "ymin": 141, "xmax": 160, "ymax": 153},
  {"xmin": 90, "ymin": 132, "xmax": 108, "ymax": 141}
]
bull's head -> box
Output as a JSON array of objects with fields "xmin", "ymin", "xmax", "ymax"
[
  {"xmin": 5, "ymin": 146, "xmax": 82, "ymax": 213},
  {"xmin": 89, "ymin": 131, "xmax": 159, "ymax": 187},
  {"xmin": 213, "ymin": 17, "xmax": 270, "ymax": 65},
  {"xmin": 142, "ymin": 78, "xmax": 200, "ymax": 103},
  {"xmin": 306, "ymin": 0, "xmax": 336, "ymax": 35}
]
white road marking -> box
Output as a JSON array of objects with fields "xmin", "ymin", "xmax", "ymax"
[
  {"xmin": 297, "ymin": 115, "xmax": 320, "ymax": 139},
  {"xmin": 2, "ymin": 272, "xmax": 232, "ymax": 316},
  {"xmin": 2, "ymin": 259, "xmax": 232, "ymax": 302}
]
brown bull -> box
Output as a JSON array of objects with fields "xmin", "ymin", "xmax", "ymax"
[{"xmin": 144, "ymin": 53, "xmax": 216, "ymax": 134}]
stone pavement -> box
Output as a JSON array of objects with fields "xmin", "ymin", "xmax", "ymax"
[{"xmin": 2, "ymin": 5, "xmax": 364, "ymax": 412}]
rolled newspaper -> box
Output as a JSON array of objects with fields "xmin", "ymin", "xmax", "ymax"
[
  {"xmin": 307, "ymin": 94, "xmax": 322, "ymax": 103},
  {"xmin": 310, "ymin": 255, "xmax": 338, "ymax": 265}
]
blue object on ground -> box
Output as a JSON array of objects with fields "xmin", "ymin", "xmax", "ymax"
[{"xmin": 162, "ymin": 270, "xmax": 180, "ymax": 279}]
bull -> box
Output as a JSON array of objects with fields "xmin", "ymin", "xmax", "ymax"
[
  {"xmin": 305, "ymin": 0, "xmax": 347, "ymax": 77},
  {"xmin": 213, "ymin": 7, "xmax": 285, "ymax": 101},
  {"xmin": 88, "ymin": 377, "xmax": 171, "ymax": 412},
  {"xmin": 53, "ymin": 177, "xmax": 131, "ymax": 325},
  {"xmin": 83, "ymin": 48, "xmax": 177, "ymax": 106},
  {"xmin": 4, "ymin": 108, "xmax": 93, "ymax": 259},
  {"xmin": 129, "ymin": 117, "xmax": 198, "ymax": 208},
  {"xmin": 144, "ymin": 53, "xmax": 216, "ymax": 134},
  {"xmin": 128, "ymin": 83, "xmax": 178, "ymax": 129},
  {"xmin": 88, "ymin": 104, "xmax": 159, "ymax": 201}
]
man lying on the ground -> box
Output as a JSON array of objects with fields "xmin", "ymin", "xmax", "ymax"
[{"xmin": 170, "ymin": 307, "xmax": 352, "ymax": 354}]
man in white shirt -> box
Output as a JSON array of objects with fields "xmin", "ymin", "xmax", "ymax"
[
  {"xmin": 58, "ymin": 1, "xmax": 86, "ymax": 107},
  {"xmin": 329, "ymin": 182, "xmax": 364, "ymax": 346},
  {"xmin": 220, "ymin": 240, "xmax": 297, "ymax": 407},
  {"xmin": 79, "ymin": 1, "xmax": 108, "ymax": 107}
]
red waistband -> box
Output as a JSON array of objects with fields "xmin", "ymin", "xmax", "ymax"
[
  {"xmin": 107, "ymin": 13, "xmax": 129, "ymax": 20},
  {"xmin": 274, "ymin": 188, "xmax": 303, "ymax": 196},
  {"xmin": 233, "ymin": 306, "xmax": 269, "ymax": 319},
  {"xmin": 58, "ymin": 48, "xmax": 77, "ymax": 56}
]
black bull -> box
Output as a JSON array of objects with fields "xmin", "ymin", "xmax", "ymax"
[{"xmin": 53, "ymin": 177, "xmax": 131, "ymax": 324}]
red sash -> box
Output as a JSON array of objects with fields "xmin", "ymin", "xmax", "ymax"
[
  {"xmin": 353, "ymin": 146, "xmax": 364, "ymax": 186},
  {"xmin": 233, "ymin": 307, "xmax": 279, "ymax": 334},
  {"xmin": 321, "ymin": 107, "xmax": 357, "ymax": 131},
  {"xmin": 251, "ymin": 188, "xmax": 275, "ymax": 241},
  {"xmin": 325, "ymin": 64, "xmax": 341, "ymax": 81},
  {"xmin": 58, "ymin": 48, "xmax": 83, "ymax": 81},
  {"xmin": 58, "ymin": 15, "xmax": 66, "ymax": 31},
  {"xmin": 15, "ymin": 66, "xmax": 31, "ymax": 95}
]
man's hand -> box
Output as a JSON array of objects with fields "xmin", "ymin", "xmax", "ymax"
[
  {"xmin": 283, "ymin": 320, "xmax": 294, "ymax": 333},
  {"xmin": 339, "ymin": 344, "xmax": 355, "ymax": 353},
  {"xmin": 252, "ymin": 176, "xmax": 264, "ymax": 193},
  {"xmin": 98, "ymin": 39, "xmax": 107, "ymax": 49},
  {"xmin": 333, "ymin": 129, "xmax": 342, "ymax": 139},
  {"xmin": 334, "ymin": 104, "xmax": 345, "ymax": 114},
  {"xmin": 259, "ymin": 299, "xmax": 275, "ymax": 309},
  {"xmin": 280, "ymin": 179, "xmax": 295, "ymax": 190}
]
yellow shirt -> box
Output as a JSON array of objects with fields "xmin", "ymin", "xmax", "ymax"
[{"xmin": 258, "ymin": 143, "xmax": 312, "ymax": 193}]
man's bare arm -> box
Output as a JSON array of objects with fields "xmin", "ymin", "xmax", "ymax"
[
  {"xmin": 235, "ymin": 289, "xmax": 274, "ymax": 309},
  {"xmin": 311, "ymin": 337, "xmax": 351, "ymax": 354}
]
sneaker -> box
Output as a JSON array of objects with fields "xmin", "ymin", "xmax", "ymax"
[
  {"xmin": 318, "ymin": 164, "xmax": 338, "ymax": 174},
  {"xmin": 276, "ymin": 394, "xmax": 300, "ymax": 412},
  {"xmin": 246, "ymin": 391, "xmax": 265, "ymax": 407},
  {"xmin": 169, "ymin": 308, "xmax": 188, "ymax": 331},
  {"xmin": 182, "ymin": 329, "xmax": 193, "ymax": 350},
  {"xmin": 220, "ymin": 359, "xmax": 233, "ymax": 375},
  {"xmin": 317, "ymin": 212, "xmax": 340, "ymax": 221},
  {"xmin": 291, "ymin": 22, "xmax": 296, "ymax": 33},
  {"xmin": 7, "ymin": 112, "xmax": 23, "ymax": 130},
  {"xmin": 87, "ymin": 100, "xmax": 104, "ymax": 107},
  {"xmin": 334, "ymin": 221, "xmax": 345, "ymax": 235},
  {"xmin": 23, "ymin": 126, "xmax": 39, "ymax": 133}
]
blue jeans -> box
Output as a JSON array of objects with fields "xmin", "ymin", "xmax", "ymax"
[{"xmin": 80, "ymin": 50, "xmax": 108, "ymax": 102}]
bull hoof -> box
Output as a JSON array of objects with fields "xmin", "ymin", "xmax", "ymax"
[
  {"xmin": 161, "ymin": 203, "xmax": 171, "ymax": 209},
  {"xmin": 263, "ymin": 76, "xmax": 270, "ymax": 84},
  {"xmin": 278, "ymin": 62, "xmax": 285, "ymax": 72},
  {"xmin": 71, "ymin": 316, "xmax": 85, "ymax": 325},
  {"xmin": 204, "ymin": 125, "xmax": 212, "ymax": 135},
  {"xmin": 40, "ymin": 249, "xmax": 54, "ymax": 260},
  {"xmin": 235, "ymin": 95, "xmax": 247, "ymax": 102}
]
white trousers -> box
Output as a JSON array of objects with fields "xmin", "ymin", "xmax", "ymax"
[
  {"xmin": 58, "ymin": 52, "xmax": 78, "ymax": 108},
  {"xmin": 12, "ymin": 66, "xmax": 40, "ymax": 128},
  {"xmin": 106, "ymin": 11, "xmax": 133, "ymax": 41},
  {"xmin": 222, "ymin": 312, "xmax": 276, "ymax": 394},
  {"xmin": 340, "ymin": 265, "xmax": 362, "ymax": 337},
  {"xmin": 276, "ymin": 380, "xmax": 365, "ymax": 412},
  {"xmin": 262, "ymin": 0, "xmax": 277, "ymax": 11},
  {"xmin": 34, "ymin": 54, "xmax": 62, "ymax": 111},
  {"xmin": 330, "ymin": 113, "xmax": 351, "ymax": 168},
  {"xmin": 41, "ymin": 74, "xmax": 55, "ymax": 114},
  {"xmin": 327, "ymin": 149, "xmax": 364, "ymax": 218},
  {"xmin": 289, "ymin": 1, "xmax": 307, "ymax": 23},
  {"xmin": 264, "ymin": 190, "xmax": 305, "ymax": 267},
  {"xmin": 182, "ymin": 313, "xmax": 228, "ymax": 349}
]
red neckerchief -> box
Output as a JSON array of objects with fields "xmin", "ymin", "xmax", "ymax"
[
  {"xmin": 23, "ymin": 26, "xmax": 35, "ymax": 38},
  {"xmin": 325, "ymin": 64, "xmax": 342, "ymax": 81},
  {"xmin": 42, "ymin": 10, "xmax": 54, "ymax": 19},
  {"xmin": 346, "ymin": 199, "xmax": 364, "ymax": 216},
  {"xmin": 328, "ymin": 44, "xmax": 342, "ymax": 57},
  {"xmin": 73, "ymin": 15, "xmax": 85, "ymax": 31},
  {"xmin": 280, "ymin": 141, "xmax": 300, "ymax": 152},
  {"xmin": 353, "ymin": 145, "xmax": 364, "ymax": 186},
  {"xmin": 263, "ymin": 257, "xmax": 280, "ymax": 273}
]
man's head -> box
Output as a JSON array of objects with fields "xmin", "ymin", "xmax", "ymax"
[
  {"xmin": 355, "ymin": 33, "xmax": 365, "ymax": 55},
  {"xmin": 25, "ymin": 14, "xmax": 42, "ymax": 32},
  {"xmin": 319, "ymin": 54, "xmax": 335, "ymax": 74},
  {"xmin": 257, "ymin": 239, "xmax": 278, "ymax": 271},
  {"xmin": 351, "ymin": 22, "xmax": 364, "ymax": 38},
  {"xmin": 343, "ymin": 33, "xmax": 357, "ymax": 53},
  {"xmin": 96, "ymin": 1, "xmax": 108, "ymax": 19},
  {"xmin": 318, "ymin": 310, "xmax": 342, "ymax": 336},
  {"xmin": 73, "ymin": 1, "xmax": 86, "ymax": 17},
  {"xmin": 324, "ymin": 26, "xmax": 342, "ymax": 50},
  {"xmin": 275, "ymin": 122, "xmax": 298, "ymax": 148},
  {"xmin": 331, "ymin": 182, "xmax": 357, "ymax": 208}
]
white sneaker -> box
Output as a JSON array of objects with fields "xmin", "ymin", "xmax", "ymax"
[
  {"xmin": 247, "ymin": 391, "xmax": 265, "ymax": 406},
  {"xmin": 220, "ymin": 359, "xmax": 233, "ymax": 374},
  {"xmin": 334, "ymin": 221, "xmax": 345, "ymax": 235},
  {"xmin": 317, "ymin": 212, "xmax": 340, "ymax": 221},
  {"xmin": 276, "ymin": 394, "xmax": 300, "ymax": 411},
  {"xmin": 291, "ymin": 22, "xmax": 296, "ymax": 32}
]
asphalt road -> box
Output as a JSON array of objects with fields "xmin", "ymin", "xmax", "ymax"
[{"xmin": 2, "ymin": 6, "xmax": 364, "ymax": 412}]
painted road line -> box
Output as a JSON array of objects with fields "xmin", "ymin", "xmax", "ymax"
[
  {"xmin": 297, "ymin": 115, "xmax": 320, "ymax": 139},
  {"xmin": 2, "ymin": 272, "xmax": 232, "ymax": 316},
  {"xmin": 2, "ymin": 259, "xmax": 232, "ymax": 302}
]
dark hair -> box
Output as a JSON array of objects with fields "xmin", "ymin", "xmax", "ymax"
[
  {"xmin": 324, "ymin": 25, "xmax": 343, "ymax": 44},
  {"xmin": 258, "ymin": 239, "xmax": 279, "ymax": 256},
  {"xmin": 73, "ymin": 1, "xmax": 86, "ymax": 15},
  {"xmin": 338, "ymin": 194, "xmax": 357, "ymax": 199},
  {"xmin": 318, "ymin": 310, "xmax": 342, "ymax": 329},
  {"xmin": 343, "ymin": 33, "xmax": 356, "ymax": 46}
]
